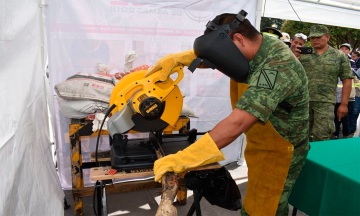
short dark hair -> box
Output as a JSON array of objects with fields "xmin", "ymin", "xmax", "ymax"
[
  {"xmin": 340, "ymin": 45, "xmax": 350, "ymax": 51},
  {"xmin": 353, "ymin": 51, "xmax": 360, "ymax": 57},
  {"xmin": 204, "ymin": 13, "xmax": 260, "ymax": 41}
]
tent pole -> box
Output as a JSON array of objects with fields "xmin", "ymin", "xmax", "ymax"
[{"xmin": 255, "ymin": 0, "xmax": 264, "ymax": 30}]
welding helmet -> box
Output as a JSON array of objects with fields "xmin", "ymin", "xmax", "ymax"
[{"xmin": 188, "ymin": 10, "xmax": 249, "ymax": 82}]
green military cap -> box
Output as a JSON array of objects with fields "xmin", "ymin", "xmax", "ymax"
[{"xmin": 308, "ymin": 25, "xmax": 329, "ymax": 38}]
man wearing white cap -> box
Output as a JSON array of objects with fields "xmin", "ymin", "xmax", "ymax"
[
  {"xmin": 290, "ymin": 33, "xmax": 307, "ymax": 59},
  {"xmin": 280, "ymin": 32, "xmax": 291, "ymax": 47},
  {"xmin": 340, "ymin": 43, "xmax": 355, "ymax": 67}
]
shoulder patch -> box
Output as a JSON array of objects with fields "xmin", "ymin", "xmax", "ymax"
[{"xmin": 257, "ymin": 69, "xmax": 278, "ymax": 90}]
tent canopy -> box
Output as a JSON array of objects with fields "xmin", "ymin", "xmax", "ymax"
[{"xmin": 262, "ymin": 0, "xmax": 360, "ymax": 29}]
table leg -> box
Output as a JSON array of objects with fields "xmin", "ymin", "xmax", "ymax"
[
  {"xmin": 64, "ymin": 197, "xmax": 71, "ymax": 210},
  {"xmin": 177, "ymin": 172, "xmax": 187, "ymax": 205},
  {"xmin": 101, "ymin": 181, "xmax": 108, "ymax": 216},
  {"xmin": 194, "ymin": 190, "xmax": 202, "ymax": 216},
  {"xmin": 187, "ymin": 190, "xmax": 203, "ymax": 216},
  {"xmin": 70, "ymin": 125, "xmax": 84, "ymax": 216},
  {"xmin": 292, "ymin": 207, "xmax": 298, "ymax": 216},
  {"xmin": 96, "ymin": 181, "xmax": 103, "ymax": 216}
]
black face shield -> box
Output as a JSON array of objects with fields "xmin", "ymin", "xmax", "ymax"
[{"xmin": 188, "ymin": 10, "xmax": 249, "ymax": 82}]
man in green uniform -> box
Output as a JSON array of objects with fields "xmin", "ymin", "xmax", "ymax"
[
  {"xmin": 146, "ymin": 12, "xmax": 309, "ymax": 216},
  {"xmin": 300, "ymin": 25, "xmax": 353, "ymax": 141}
]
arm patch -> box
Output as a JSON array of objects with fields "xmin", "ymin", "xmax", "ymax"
[{"xmin": 257, "ymin": 69, "xmax": 278, "ymax": 90}]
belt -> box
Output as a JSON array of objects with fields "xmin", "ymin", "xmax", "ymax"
[{"xmin": 294, "ymin": 136, "xmax": 309, "ymax": 149}]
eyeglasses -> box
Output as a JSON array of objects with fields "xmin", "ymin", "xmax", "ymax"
[{"xmin": 295, "ymin": 33, "xmax": 307, "ymax": 41}]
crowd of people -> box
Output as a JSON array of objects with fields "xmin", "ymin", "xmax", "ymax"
[{"xmin": 262, "ymin": 25, "xmax": 359, "ymax": 141}]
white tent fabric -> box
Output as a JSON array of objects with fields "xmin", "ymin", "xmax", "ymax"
[
  {"xmin": 0, "ymin": 0, "xmax": 64, "ymax": 215},
  {"xmin": 262, "ymin": 0, "xmax": 360, "ymax": 29},
  {"xmin": 46, "ymin": 0, "xmax": 257, "ymax": 189},
  {"xmin": 297, "ymin": 0, "xmax": 360, "ymax": 11}
]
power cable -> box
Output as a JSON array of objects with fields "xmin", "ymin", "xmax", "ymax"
[
  {"xmin": 95, "ymin": 104, "xmax": 116, "ymax": 167},
  {"xmin": 93, "ymin": 180, "xmax": 99, "ymax": 216},
  {"xmin": 93, "ymin": 104, "xmax": 117, "ymax": 216}
]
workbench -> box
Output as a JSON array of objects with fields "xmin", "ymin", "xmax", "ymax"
[
  {"xmin": 69, "ymin": 117, "xmax": 193, "ymax": 216},
  {"xmin": 90, "ymin": 163, "xmax": 221, "ymax": 216}
]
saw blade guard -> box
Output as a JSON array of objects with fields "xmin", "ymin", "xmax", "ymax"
[{"xmin": 108, "ymin": 66, "xmax": 184, "ymax": 134}]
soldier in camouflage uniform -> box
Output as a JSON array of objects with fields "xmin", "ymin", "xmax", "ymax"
[
  {"xmin": 234, "ymin": 32, "xmax": 309, "ymax": 216},
  {"xmin": 148, "ymin": 13, "xmax": 309, "ymax": 216},
  {"xmin": 299, "ymin": 25, "xmax": 353, "ymax": 141}
]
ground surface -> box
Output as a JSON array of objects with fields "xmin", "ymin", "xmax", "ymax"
[{"xmin": 64, "ymin": 162, "xmax": 307, "ymax": 216}]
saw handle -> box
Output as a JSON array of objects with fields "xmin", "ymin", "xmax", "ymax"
[
  {"xmin": 151, "ymin": 66, "xmax": 184, "ymax": 101},
  {"xmin": 111, "ymin": 66, "xmax": 184, "ymax": 114},
  {"xmin": 166, "ymin": 66, "xmax": 184, "ymax": 86}
]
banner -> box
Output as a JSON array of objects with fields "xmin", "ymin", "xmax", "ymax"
[{"xmin": 46, "ymin": 0, "xmax": 257, "ymax": 189}]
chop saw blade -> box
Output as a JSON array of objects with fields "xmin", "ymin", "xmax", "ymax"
[{"xmin": 108, "ymin": 67, "xmax": 184, "ymax": 134}]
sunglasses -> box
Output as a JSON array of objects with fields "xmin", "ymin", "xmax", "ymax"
[{"xmin": 295, "ymin": 33, "xmax": 307, "ymax": 41}]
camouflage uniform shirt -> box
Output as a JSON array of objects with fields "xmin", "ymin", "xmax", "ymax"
[
  {"xmin": 235, "ymin": 34, "xmax": 309, "ymax": 145},
  {"xmin": 300, "ymin": 45, "xmax": 353, "ymax": 103}
]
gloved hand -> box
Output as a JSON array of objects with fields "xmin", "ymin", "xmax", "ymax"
[
  {"xmin": 145, "ymin": 50, "xmax": 196, "ymax": 82},
  {"xmin": 154, "ymin": 133, "xmax": 225, "ymax": 182}
]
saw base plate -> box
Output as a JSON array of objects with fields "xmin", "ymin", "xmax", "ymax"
[{"xmin": 110, "ymin": 134, "xmax": 194, "ymax": 171}]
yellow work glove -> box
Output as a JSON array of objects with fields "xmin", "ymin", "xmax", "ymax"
[
  {"xmin": 145, "ymin": 50, "xmax": 196, "ymax": 82},
  {"xmin": 153, "ymin": 133, "xmax": 225, "ymax": 182}
]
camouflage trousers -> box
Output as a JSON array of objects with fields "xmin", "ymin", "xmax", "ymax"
[
  {"xmin": 241, "ymin": 143, "xmax": 309, "ymax": 216},
  {"xmin": 309, "ymin": 101, "xmax": 335, "ymax": 141}
]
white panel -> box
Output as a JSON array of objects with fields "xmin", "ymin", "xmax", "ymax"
[{"xmin": 264, "ymin": 0, "xmax": 360, "ymax": 29}]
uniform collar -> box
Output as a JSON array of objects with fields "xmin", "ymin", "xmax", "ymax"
[
  {"xmin": 249, "ymin": 34, "xmax": 272, "ymax": 72},
  {"xmin": 313, "ymin": 45, "xmax": 335, "ymax": 56}
]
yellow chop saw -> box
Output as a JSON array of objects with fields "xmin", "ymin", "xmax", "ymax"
[
  {"xmin": 105, "ymin": 66, "xmax": 200, "ymax": 171},
  {"xmin": 107, "ymin": 66, "xmax": 184, "ymax": 135}
]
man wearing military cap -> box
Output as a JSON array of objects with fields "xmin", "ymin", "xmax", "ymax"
[{"xmin": 300, "ymin": 25, "xmax": 353, "ymax": 141}]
